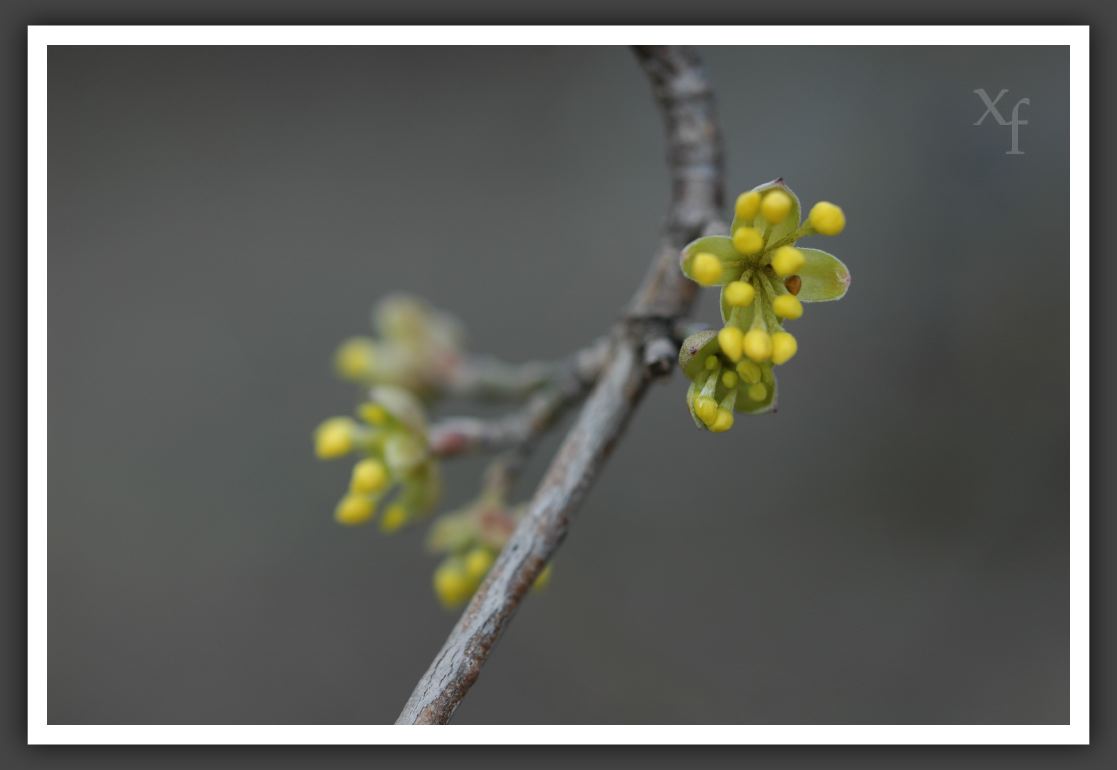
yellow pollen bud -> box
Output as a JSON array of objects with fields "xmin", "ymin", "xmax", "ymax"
[
  {"xmin": 704, "ymin": 355, "xmax": 719, "ymax": 370},
  {"xmin": 747, "ymin": 382, "xmax": 768, "ymax": 401},
  {"xmin": 334, "ymin": 494, "xmax": 374, "ymax": 526},
  {"xmin": 433, "ymin": 562, "xmax": 473, "ymax": 608},
  {"xmin": 724, "ymin": 280, "xmax": 756, "ymax": 308},
  {"xmin": 761, "ymin": 190, "xmax": 793, "ymax": 224},
  {"xmin": 771, "ymin": 246, "xmax": 805, "ymax": 277},
  {"xmin": 736, "ymin": 360, "xmax": 762, "ymax": 384},
  {"xmin": 695, "ymin": 396, "xmax": 719, "ymax": 426},
  {"xmin": 735, "ymin": 190, "xmax": 761, "ymax": 220},
  {"xmin": 721, "ymin": 370, "xmax": 738, "ymax": 388},
  {"xmin": 350, "ymin": 457, "xmax": 389, "ymax": 494},
  {"xmin": 314, "ymin": 417, "xmax": 355, "ymax": 459},
  {"xmin": 717, "ymin": 325, "xmax": 744, "ymax": 362},
  {"xmin": 743, "ymin": 329, "xmax": 773, "ymax": 362},
  {"xmin": 691, "ymin": 252, "xmax": 723, "ymax": 286},
  {"xmin": 379, "ymin": 502, "xmax": 408, "ymax": 534},
  {"xmin": 732, "ymin": 226, "xmax": 764, "ymax": 255},
  {"xmin": 808, "ymin": 201, "xmax": 846, "ymax": 235},
  {"xmin": 773, "ymin": 294, "xmax": 804, "ymax": 320},
  {"xmin": 464, "ymin": 548, "xmax": 496, "ymax": 581},
  {"xmin": 357, "ymin": 402, "xmax": 388, "ymax": 426},
  {"xmin": 710, "ymin": 409, "xmax": 735, "ymax": 433},
  {"xmin": 771, "ymin": 331, "xmax": 799, "ymax": 365},
  {"xmin": 335, "ymin": 338, "xmax": 376, "ymax": 380}
]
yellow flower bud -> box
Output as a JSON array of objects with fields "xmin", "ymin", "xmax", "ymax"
[
  {"xmin": 379, "ymin": 502, "xmax": 408, "ymax": 534},
  {"xmin": 771, "ymin": 331, "xmax": 799, "ymax": 365},
  {"xmin": 732, "ymin": 226, "xmax": 764, "ymax": 255},
  {"xmin": 808, "ymin": 201, "xmax": 846, "ymax": 235},
  {"xmin": 709, "ymin": 409, "xmax": 735, "ymax": 433},
  {"xmin": 334, "ymin": 338, "xmax": 376, "ymax": 380},
  {"xmin": 334, "ymin": 493, "xmax": 375, "ymax": 526},
  {"xmin": 736, "ymin": 360, "xmax": 762, "ymax": 384},
  {"xmin": 717, "ymin": 325, "xmax": 744, "ymax": 362},
  {"xmin": 735, "ymin": 190, "xmax": 761, "ymax": 220},
  {"xmin": 747, "ymin": 382, "xmax": 768, "ymax": 401},
  {"xmin": 533, "ymin": 563, "xmax": 553, "ymax": 592},
  {"xmin": 743, "ymin": 329, "xmax": 772, "ymax": 362},
  {"xmin": 691, "ymin": 252, "xmax": 723, "ymax": 286},
  {"xmin": 357, "ymin": 402, "xmax": 389, "ymax": 426},
  {"xmin": 724, "ymin": 280, "xmax": 756, "ymax": 308},
  {"xmin": 695, "ymin": 396, "xmax": 718, "ymax": 426},
  {"xmin": 350, "ymin": 457, "xmax": 389, "ymax": 494},
  {"xmin": 314, "ymin": 417, "xmax": 355, "ymax": 459},
  {"xmin": 773, "ymin": 294, "xmax": 804, "ymax": 320},
  {"xmin": 464, "ymin": 548, "xmax": 496, "ymax": 581},
  {"xmin": 433, "ymin": 562, "xmax": 473, "ymax": 608},
  {"xmin": 705, "ymin": 355, "xmax": 719, "ymax": 370},
  {"xmin": 771, "ymin": 246, "xmax": 805, "ymax": 277},
  {"xmin": 761, "ymin": 190, "xmax": 793, "ymax": 224},
  {"xmin": 721, "ymin": 370, "xmax": 738, "ymax": 388}
]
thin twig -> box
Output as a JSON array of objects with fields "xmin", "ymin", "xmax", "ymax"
[
  {"xmin": 396, "ymin": 45, "xmax": 725, "ymax": 724},
  {"xmin": 428, "ymin": 338, "xmax": 610, "ymax": 459},
  {"xmin": 443, "ymin": 356, "xmax": 559, "ymax": 402}
]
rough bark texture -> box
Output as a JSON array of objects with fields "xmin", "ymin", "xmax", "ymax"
[{"xmin": 396, "ymin": 45, "xmax": 726, "ymax": 725}]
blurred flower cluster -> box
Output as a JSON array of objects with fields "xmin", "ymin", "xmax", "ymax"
[
  {"xmin": 678, "ymin": 180, "xmax": 851, "ymax": 432},
  {"xmin": 425, "ymin": 493, "xmax": 550, "ymax": 608},
  {"xmin": 332, "ymin": 294, "xmax": 465, "ymax": 397},
  {"xmin": 314, "ymin": 385, "xmax": 440, "ymax": 533},
  {"xmin": 314, "ymin": 294, "xmax": 547, "ymax": 609}
]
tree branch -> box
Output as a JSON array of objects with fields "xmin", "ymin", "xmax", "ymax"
[
  {"xmin": 396, "ymin": 45, "xmax": 726, "ymax": 725},
  {"xmin": 428, "ymin": 338, "xmax": 610, "ymax": 458}
]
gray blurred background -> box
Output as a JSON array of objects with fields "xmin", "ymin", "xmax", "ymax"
[{"xmin": 47, "ymin": 45, "xmax": 1069, "ymax": 725}]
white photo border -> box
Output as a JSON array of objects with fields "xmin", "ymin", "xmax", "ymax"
[{"xmin": 26, "ymin": 24, "xmax": 1090, "ymax": 745}]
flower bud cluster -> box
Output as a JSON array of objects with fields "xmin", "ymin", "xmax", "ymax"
[
  {"xmin": 314, "ymin": 385, "xmax": 440, "ymax": 531},
  {"xmin": 679, "ymin": 180, "xmax": 851, "ymax": 431},
  {"xmin": 425, "ymin": 495, "xmax": 552, "ymax": 608},
  {"xmin": 333, "ymin": 294, "xmax": 464, "ymax": 395}
]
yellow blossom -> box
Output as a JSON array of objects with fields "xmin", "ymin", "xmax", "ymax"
[
  {"xmin": 761, "ymin": 190, "xmax": 793, "ymax": 224},
  {"xmin": 808, "ymin": 201, "xmax": 846, "ymax": 235}
]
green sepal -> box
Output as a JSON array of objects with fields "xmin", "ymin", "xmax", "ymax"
[
  {"xmin": 384, "ymin": 433, "xmax": 428, "ymax": 475},
  {"xmin": 795, "ymin": 247, "xmax": 851, "ymax": 303},
  {"xmin": 719, "ymin": 288, "xmax": 758, "ymax": 327},
  {"xmin": 395, "ymin": 461, "xmax": 441, "ymax": 519},
  {"xmin": 369, "ymin": 384, "xmax": 429, "ymax": 435},
  {"xmin": 730, "ymin": 179, "xmax": 802, "ymax": 248},
  {"xmin": 425, "ymin": 509, "xmax": 477, "ymax": 554},
  {"xmin": 679, "ymin": 235, "xmax": 744, "ymax": 286},
  {"xmin": 685, "ymin": 380, "xmax": 706, "ymax": 430},
  {"xmin": 736, "ymin": 369, "xmax": 778, "ymax": 414},
  {"xmin": 677, "ymin": 330, "xmax": 720, "ymax": 381}
]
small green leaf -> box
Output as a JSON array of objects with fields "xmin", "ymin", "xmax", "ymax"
[
  {"xmin": 677, "ymin": 330, "xmax": 720, "ymax": 380},
  {"xmin": 730, "ymin": 179, "xmax": 801, "ymax": 248},
  {"xmin": 795, "ymin": 248, "xmax": 851, "ymax": 303},
  {"xmin": 680, "ymin": 235, "xmax": 743, "ymax": 286}
]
